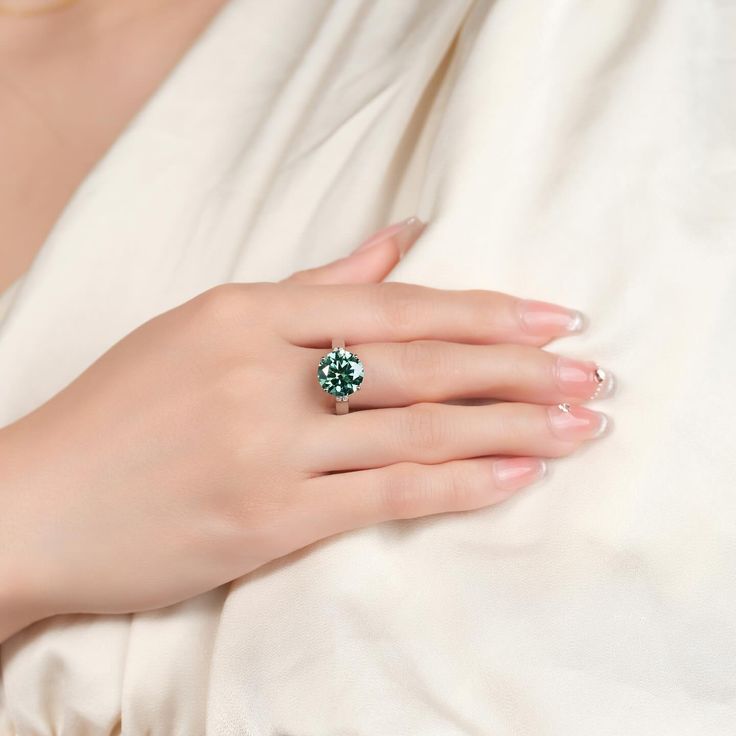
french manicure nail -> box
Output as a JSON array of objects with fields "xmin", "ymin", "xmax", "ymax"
[
  {"xmin": 352, "ymin": 217, "xmax": 426, "ymax": 258},
  {"xmin": 554, "ymin": 356, "xmax": 616, "ymax": 400},
  {"xmin": 493, "ymin": 457, "xmax": 547, "ymax": 492},
  {"xmin": 516, "ymin": 299, "xmax": 586, "ymax": 337},
  {"xmin": 546, "ymin": 403, "xmax": 609, "ymax": 441},
  {"xmin": 590, "ymin": 367, "xmax": 616, "ymax": 400}
]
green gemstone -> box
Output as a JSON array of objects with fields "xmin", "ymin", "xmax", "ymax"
[{"xmin": 317, "ymin": 347, "xmax": 364, "ymax": 398}]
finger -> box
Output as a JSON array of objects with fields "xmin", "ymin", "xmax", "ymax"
[
  {"xmin": 284, "ymin": 217, "xmax": 425, "ymax": 285},
  {"xmin": 297, "ymin": 456, "xmax": 547, "ymax": 536},
  {"xmin": 339, "ymin": 341, "xmax": 615, "ymax": 409},
  {"xmin": 275, "ymin": 282, "xmax": 586, "ymax": 348},
  {"xmin": 303, "ymin": 401, "xmax": 609, "ymax": 472}
]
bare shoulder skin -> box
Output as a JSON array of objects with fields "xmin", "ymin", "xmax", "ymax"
[{"xmin": 0, "ymin": 0, "xmax": 228, "ymax": 293}]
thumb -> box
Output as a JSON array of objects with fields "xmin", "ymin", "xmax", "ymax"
[{"xmin": 284, "ymin": 217, "xmax": 425, "ymax": 285}]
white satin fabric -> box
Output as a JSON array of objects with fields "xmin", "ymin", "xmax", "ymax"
[
  {"xmin": 1, "ymin": 0, "xmax": 735, "ymax": 733},
  {"xmin": 0, "ymin": 279, "xmax": 22, "ymax": 326}
]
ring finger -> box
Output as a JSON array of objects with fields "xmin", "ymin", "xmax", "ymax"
[{"xmin": 329, "ymin": 340, "xmax": 615, "ymax": 410}]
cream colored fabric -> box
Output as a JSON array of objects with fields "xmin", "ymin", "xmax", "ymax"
[
  {"xmin": 2, "ymin": 0, "xmax": 735, "ymax": 733},
  {"xmin": 0, "ymin": 277, "xmax": 24, "ymax": 326}
]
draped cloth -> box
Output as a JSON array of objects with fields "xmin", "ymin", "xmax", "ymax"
[{"xmin": 1, "ymin": 0, "xmax": 735, "ymax": 733}]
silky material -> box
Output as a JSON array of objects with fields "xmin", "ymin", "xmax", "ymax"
[
  {"xmin": 0, "ymin": 278, "xmax": 22, "ymax": 325},
  {"xmin": 1, "ymin": 0, "xmax": 735, "ymax": 733}
]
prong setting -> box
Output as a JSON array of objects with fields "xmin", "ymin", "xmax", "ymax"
[{"xmin": 317, "ymin": 347, "xmax": 365, "ymax": 399}]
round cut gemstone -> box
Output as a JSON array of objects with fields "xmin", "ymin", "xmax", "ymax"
[{"xmin": 317, "ymin": 347, "xmax": 364, "ymax": 398}]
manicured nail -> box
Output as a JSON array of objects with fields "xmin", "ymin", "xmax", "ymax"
[
  {"xmin": 516, "ymin": 299, "xmax": 586, "ymax": 336},
  {"xmin": 352, "ymin": 217, "xmax": 426, "ymax": 259},
  {"xmin": 493, "ymin": 457, "xmax": 547, "ymax": 492},
  {"xmin": 546, "ymin": 403, "xmax": 609, "ymax": 440},
  {"xmin": 554, "ymin": 357, "xmax": 616, "ymax": 400}
]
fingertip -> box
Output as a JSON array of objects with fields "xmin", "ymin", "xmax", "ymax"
[
  {"xmin": 516, "ymin": 299, "xmax": 589, "ymax": 339},
  {"xmin": 394, "ymin": 217, "xmax": 426, "ymax": 259},
  {"xmin": 352, "ymin": 216, "xmax": 427, "ymax": 258},
  {"xmin": 492, "ymin": 456, "xmax": 548, "ymax": 493}
]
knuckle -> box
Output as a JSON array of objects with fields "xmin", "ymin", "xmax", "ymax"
[
  {"xmin": 474, "ymin": 288, "xmax": 510, "ymax": 319},
  {"xmin": 503, "ymin": 343, "xmax": 537, "ymax": 374},
  {"xmin": 209, "ymin": 487, "xmax": 286, "ymax": 563},
  {"xmin": 493, "ymin": 403, "xmax": 531, "ymax": 442},
  {"xmin": 489, "ymin": 343, "xmax": 539, "ymax": 392},
  {"xmin": 192, "ymin": 282, "xmax": 269, "ymax": 330},
  {"xmin": 377, "ymin": 463, "xmax": 432, "ymax": 520},
  {"xmin": 195, "ymin": 282, "xmax": 242, "ymax": 317},
  {"xmin": 400, "ymin": 402, "xmax": 445, "ymax": 456},
  {"xmin": 442, "ymin": 462, "xmax": 488, "ymax": 511},
  {"xmin": 373, "ymin": 282, "xmax": 423, "ymax": 333},
  {"xmin": 378, "ymin": 461, "xmax": 486, "ymax": 520},
  {"xmin": 399, "ymin": 341, "xmax": 441, "ymax": 384}
]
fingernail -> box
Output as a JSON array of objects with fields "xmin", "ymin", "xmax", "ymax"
[
  {"xmin": 492, "ymin": 457, "xmax": 547, "ymax": 492},
  {"xmin": 546, "ymin": 403, "xmax": 609, "ymax": 441},
  {"xmin": 554, "ymin": 357, "xmax": 616, "ymax": 400},
  {"xmin": 352, "ymin": 217, "xmax": 426, "ymax": 259},
  {"xmin": 516, "ymin": 299, "xmax": 586, "ymax": 336}
]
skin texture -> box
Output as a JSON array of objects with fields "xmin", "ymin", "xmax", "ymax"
[{"xmin": 0, "ymin": 223, "xmax": 613, "ymax": 642}]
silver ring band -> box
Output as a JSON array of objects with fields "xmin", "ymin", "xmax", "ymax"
[{"xmin": 332, "ymin": 337, "xmax": 349, "ymax": 414}]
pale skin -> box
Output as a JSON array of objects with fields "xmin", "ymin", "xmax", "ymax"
[
  {"xmin": 0, "ymin": 1, "xmax": 614, "ymax": 643},
  {"xmin": 0, "ymin": 0, "xmax": 230, "ymax": 292}
]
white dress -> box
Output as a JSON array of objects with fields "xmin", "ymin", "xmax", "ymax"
[{"xmin": 1, "ymin": 0, "xmax": 735, "ymax": 734}]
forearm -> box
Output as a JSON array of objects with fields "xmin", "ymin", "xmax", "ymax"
[
  {"xmin": 0, "ymin": 521, "xmax": 42, "ymax": 642},
  {"xmin": 0, "ymin": 589, "xmax": 36, "ymax": 643},
  {"xmin": 0, "ymin": 425, "xmax": 50, "ymax": 643}
]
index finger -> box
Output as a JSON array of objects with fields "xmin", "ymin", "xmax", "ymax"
[{"xmin": 273, "ymin": 282, "xmax": 585, "ymax": 347}]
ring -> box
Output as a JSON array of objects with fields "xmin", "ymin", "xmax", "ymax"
[{"xmin": 317, "ymin": 338, "xmax": 365, "ymax": 415}]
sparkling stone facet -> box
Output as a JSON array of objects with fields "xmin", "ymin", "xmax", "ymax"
[{"xmin": 317, "ymin": 347, "xmax": 364, "ymax": 398}]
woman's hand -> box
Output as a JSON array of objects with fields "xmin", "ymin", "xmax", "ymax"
[{"xmin": 0, "ymin": 219, "xmax": 613, "ymax": 640}]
